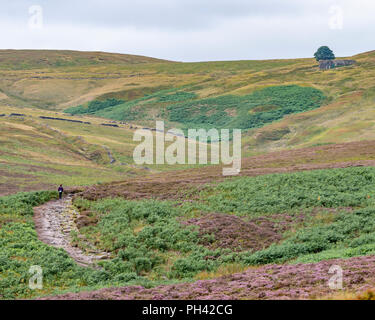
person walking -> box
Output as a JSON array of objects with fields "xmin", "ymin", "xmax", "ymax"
[{"xmin": 58, "ymin": 184, "xmax": 64, "ymax": 200}]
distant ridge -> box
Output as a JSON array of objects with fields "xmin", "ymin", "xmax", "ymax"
[{"xmin": 0, "ymin": 49, "xmax": 172, "ymax": 69}]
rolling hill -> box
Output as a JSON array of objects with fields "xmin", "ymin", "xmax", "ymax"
[
  {"xmin": 1, "ymin": 49, "xmax": 375, "ymax": 193},
  {"xmin": 0, "ymin": 49, "xmax": 374, "ymax": 149},
  {"xmin": 2, "ymin": 49, "xmax": 375, "ymax": 300}
]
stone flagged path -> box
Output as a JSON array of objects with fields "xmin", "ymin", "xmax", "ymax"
[{"xmin": 33, "ymin": 195, "xmax": 110, "ymax": 267}]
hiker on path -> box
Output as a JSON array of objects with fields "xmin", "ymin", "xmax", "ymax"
[{"xmin": 58, "ymin": 184, "xmax": 64, "ymax": 200}]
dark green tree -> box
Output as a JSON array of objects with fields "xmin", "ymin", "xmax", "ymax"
[{"xmin": 314, "ymin": 46, "xmax": 335, "ymax": 61}]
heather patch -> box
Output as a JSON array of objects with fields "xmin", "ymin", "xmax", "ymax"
[
  {"xmin": 241, "ymin": 207, "xmax": 375, "ymax": 265},
  {"xmin": 41, "ymin": 254, "xmax": 375, "ymax": 300},
  {"xmin": 182, "ymin": 213, "xmax": 281, "ymax": 252}
]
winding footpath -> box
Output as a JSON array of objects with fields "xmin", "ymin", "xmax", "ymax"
[{"xmin": 33, "ymin": 195, "xmax": 110, "ymax": 267}]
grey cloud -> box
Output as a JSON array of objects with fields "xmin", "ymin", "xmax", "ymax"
[
  {"xmin": 0, "ymin": 0, "xmax": 373, "ymax": 61},
  {"xmin": 4, "ymin": 0, "xmax": 325, "ymax": 30}
]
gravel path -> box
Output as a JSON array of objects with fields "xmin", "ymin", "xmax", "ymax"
[{"xmin": 33, "ymin": 195, "xmax": 110, "ymax": 267}]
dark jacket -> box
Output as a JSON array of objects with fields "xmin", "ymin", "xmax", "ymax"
[{"xmin": 58, "ymin": 186, "xmax": 64, "ymax": 193}]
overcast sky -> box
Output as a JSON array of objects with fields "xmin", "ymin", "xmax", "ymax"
[{"xmin": 0, "ymin": 0, "xmax": 374, "ymax": 62}]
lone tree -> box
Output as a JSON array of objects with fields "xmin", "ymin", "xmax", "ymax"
[{"xmin": 314, "ymin": 46, "xmax": 335, "ymax": 61}]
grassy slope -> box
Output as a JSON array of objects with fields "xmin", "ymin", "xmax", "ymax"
[
  {"xmin": 1, "ymin": 49, "xmax": 375, "ymax": 193},
  {"xmin": 0, "ymin": 105, "xmax": 211, "ymax": 195},
  {"xmin": 1, "ymin": 50, "xmax": 374, "ymax": 153},
  {"xmin": 0, "ymin": 106, "xmax": 154, "ymax": 195}
]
